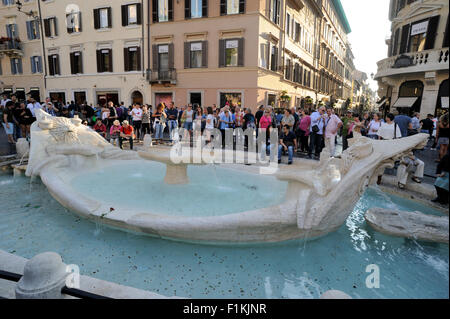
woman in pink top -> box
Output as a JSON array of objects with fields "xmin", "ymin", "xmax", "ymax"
[
  {"xmin": 297, "ymin": 110, "xmax": 311, "ymax": 153},
  {"xmin": 259, "ymin": 110, "xmax": 272, "ymax": 129},
  {"xmin": 109, "ymin": 120, "xmax": 122, "ymax": 147}
]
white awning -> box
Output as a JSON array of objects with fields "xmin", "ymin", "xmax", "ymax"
[
  {"xmin": 441, "ymin": 96, "xmax": 449, "ymax": 109},
  {"xmin": 393, "ymin": 97, "xmax": 418, "ymax": 108}
]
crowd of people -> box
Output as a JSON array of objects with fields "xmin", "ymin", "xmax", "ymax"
[{"xmin": 1, "ymin": 93, "xmax": 448, "ymax": 203}]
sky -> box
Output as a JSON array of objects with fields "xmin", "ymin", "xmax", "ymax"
[{"xmin": 340, "ymin": 0, "xmax": 392, "ymax": 92}]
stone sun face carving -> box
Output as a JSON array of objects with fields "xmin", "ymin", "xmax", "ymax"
[{"xmin": 48, "ymin": 117, "xmax": 80, "ymax": 144}]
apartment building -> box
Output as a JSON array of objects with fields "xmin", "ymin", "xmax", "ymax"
[
  {"xmin": 2, "ymin": 0, "xmax": 355, "ymax": 111},
  {"xmin": 148, "ymin": 0, "xmax": 354, "ymax": 110},
  {"xmin": 375, "ymin": 0, "xmax": 449, "ymax": 118},
  {"xmin": 39, "ymin": 0, "xmax": 148, "ymax": 106},
  {"xmin": 0, "ymin": 0, "xmax": 44, "ymax": 101}
]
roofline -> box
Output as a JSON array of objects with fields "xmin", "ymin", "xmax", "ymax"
[{"xmin": 331, "ymin": 0, "xmax": 352, "ymax": 34}]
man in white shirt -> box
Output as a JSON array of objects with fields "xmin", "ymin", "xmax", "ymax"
[
  {"xmin": 131, "ymin": 103, "xmax": 143, "ymax": 140},
  {"xmin": 1, "ymin": 94, "xmax": 11, "ymax": 109},
  {"xmin": 308, "ymin": 106, "xmax": 326, "ymax": 159},
  {"xmin": 27, "ymin": 97, "xmax": 42, "ymax": 119}
]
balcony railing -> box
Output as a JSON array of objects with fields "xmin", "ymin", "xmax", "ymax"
[
  {"xmin": 375, "ymin": 48, "xmax": 449, "ymax": 80},
  {"xmin": 0, "ymin": 39, "xmax": 23, "ymax": 57},
  {"xmin": 147, "ymin": 68, "xmax": 177, "ymax": 84}
]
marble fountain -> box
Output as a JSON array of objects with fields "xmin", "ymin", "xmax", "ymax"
[{"xmin": 25, "ymin": 109, "xmax": 429, "ymax": 244}]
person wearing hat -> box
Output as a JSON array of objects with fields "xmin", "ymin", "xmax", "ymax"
[
  {"xmin": 119, "ymin": 120, "xmax": 134, "ymax": 150},
  {"xmin": 109, "ymin": 120, "xmax": 122, "ymax": 147}
]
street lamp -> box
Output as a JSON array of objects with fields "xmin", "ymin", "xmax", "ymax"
[{"xmin": 16, "ymin": 0, "xmax": 39, "ymax": 21}]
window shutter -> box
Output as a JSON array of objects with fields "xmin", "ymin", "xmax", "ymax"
[
  {"xmin": 67, "ymin": 14, "xmax": 73, "ymax": 33},
  {"xmin": 136, "ymin": 47, "xmax": 141, "ymax": 71},
  {"xmin": 79, "ymin": 52, "xmax": 83, "ymax": 73},
  {"xmin": 13, "ymin": 24, "xmax": 18, "ymax": 38},
  {"xmin": 31, "ymin": 57, "xmax": 36, "ymax": 73},
  {"xmin": 424, "ymin": 15, "xmax": 440, "ymax": 50},
  {"xmin": 136, "ymin": 3, "xmax": 142, "ymax": 25},
  {"xmin": 108, "ymin": 8, "xmax": 112, "ymax": 28},
  {"xmin": 168, "ymin": 43, "xmax": 174, "ymax": 69},
  {"xmin": 392, "ymin": 28, "xmax": 400, "ymax": 56},
  {"xmin": 444, "ymin": 16, "xmax": 449, "ymax": 48},
  {"xmin": 96, "ymin": 50, "xmax": 102, "ymax": 72},
  {"xmin": 78, "ymin": 12, "xmax": 82, "ymax": 32},
  {"xmin": 152, "ymin": 0, "xmax": 158, "ymax": 23},
  {"xmin": 152, "ymin": 44, "xmax": 158, "ymax": 70},
  {"xmin": 38, "ymin": 56, "xmax": 43, "ymax": 73},
  {"xmin": 184, "ymin": 42, "xmax": 190, "ymax": 68},
  {"xmin": 238, "ymin": 38, "xmax": 244, "ymax": 67},
  {"xmin": 6, "ymin": 24, "xmax": 12, "ymax": 38},
  {"xmin": 53, "ymin": 18, "xmax": 58, "ymax": 36},
  {"xmin": 239, "ymin": 0, "xmax": 245, "ymax": 14},
  {"xmin": 108, "ymin": 49, "xmax": 113, "ymax": 72},
  {"xmin": 202, "ymin": 41, "xmax": 208, "ymax": 68},
  {"xmin": 399, "ymin": 24, "xmax": 410, "ymax": 54},
  {"xmin": 70, "ymin": 52, "xmax": 75, "ymax": 74},
  {"xmin": 26, "ymin": 21, "xmax": 32, "ymax": 40},
  {"xmin": 35, "ymin": 21, "xmax": 40, "ymax": 39},
  {"xmin": 48, "ymin": 56, "xmax": 54, "ymax": 75},
  {"xmin": 55, "ymin": 55, "xmax": 60, "ymax": 75},
  {"xmin": 220, "ymin": 0, "xmax": 226, "ymax": 16},
  {"xmin": 185, "ymin": 0, "xmax": 191, "ymax": 19},
  {"xmin": 94, "ymin": 9, "xmax": 100, "ymax": 29},
  {"xmin": 168, "ymin": 0, "xmax": 173, "ymax": 21},
  {"xmin": 10, "ymin": 59, "xmax": 14, "ymax": 74},
  {"xmin": 218, "ymin": 39, "xmax": 225, "ymax": 67},
  {"xmin": 202, "ymin": 0, "xmax": 208, "ymax": 17},
  {"xmin": 124, "ymin": 47, "xmax": 129, "ymax": 71},
  {"xmin": 122, "ymin": 5, "xmax": 128, "ymax": 26},
  {"xmin": 44, "ymin": 19, "xmax": 50, "ymax": 37},
  {"xmin": 18, "ymin": 59, "xmax": 23, "ymax": 74},
  {"xmin": 266, "ymin": 42, "xmax": 270, "ymax": 70}
]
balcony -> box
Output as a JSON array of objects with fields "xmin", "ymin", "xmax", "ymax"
[
  {"xmin": 374, "ymin": 48, "xmax": 449, "ymax": 80},
  {"xmin": 147, "ymin": 68, "xmax": 177, "ymax": 85},
  {"xmin": 0, "ymin": 39, "xmax": 23, "ymax": 57}
]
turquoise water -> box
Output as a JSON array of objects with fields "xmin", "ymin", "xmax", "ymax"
[
  {"xmin": 0, "ymin": 171, "xmax": 448, "ymax": 299},
  {"xmin": 71, "ymin": 162, "xmax": 288, "ymax": 217}
]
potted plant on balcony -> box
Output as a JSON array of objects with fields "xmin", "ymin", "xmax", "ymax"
[{"xmin": 279, "ymin": 90, "xmax": 291, "ymax": 109}]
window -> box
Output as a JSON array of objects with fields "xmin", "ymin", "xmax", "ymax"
[
  {"xmin": 70, "ymin": 51, "xmax": 83, "ymax": 74},
  {"xmin": 66, "ymin": 11, "xmax": 82, "ymax": 33},
  {"xmin": 96, "ymin": 49, "xmax": 113, "ymax": 73},
  {"xmin": 122, "ymin": 3, "xmax": 142, "ymax": 26},
  {"xmin": 158, "ymin": 45, "xmax": 169, "ymax": 71},
  {"xmin": 220, "ymin": 0, "xmax": 245, "ymax": 16},
  {"xmin": 2, "ymin": 0, "xmax": 15, "ymax": 6},
  {"xmin": 219, "ymin": 39, "xmax": 244, "ymax": 67},
  {"xmin": 294, "ymin": 23, "xmax": 301, "ymax": 42},
  {"xmin": 269, "ymin": 0, "xmax": 281, "ymax": 25},
  {"xmin": 260, "ymin": 43, "xmax": 268, "ymax": 68},
  {"xmin": 285, "ymin": 58, "xmax": 291, "ymax": 81},
  {"xmin": 48, "ymin": 54, "xmax": 60, "ymax": 75},
  {"xmin": 270, "ymin": 45, "xmax": 278, "ymax": 72},
  {"xmin": 152, "ymin": 0, "xmax": 173, "ymax": 22},
  {"xmin": 10, "ymin": 58, "xmax": 22, "ymax": 74},
  {"xmin": 44, "ymin": 17, "xmax": 58, "ymax": 37},
  {"xmin": 6, "ymin": 23, "xmax": 18, "ymax": 38},
  {"xmin": 124, "ymin": 47, "xmax": 141, "ymax": 71},
  {"xmin": 409, "ymin": 20, "xmax": 428, "ymax": 52},
  {"xmin": 185, "ymin": 0, "xmax": 207, "ymax": 19},
  {"xmin": 26, "ymin": 20, "xmax": 40, "ymax": 40},
  {"xmin": 30, "ymin": 56, "xmax": 43, "ymax": 73},
  {"xmin": 220, "ymin": 92, "xmax": 242, "ymax": 108},
  {"xmin": 185, "ymin": 41, "xmax": 207, "ymax": 68},
  {"xmin": 94, "ymin": 7, "xmax": 112, "ymax": 29}
]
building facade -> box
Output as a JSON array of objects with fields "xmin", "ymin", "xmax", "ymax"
[
  {"xmin": 0, "ymin": 0, "xmax": 45, "ymax": 101},
  {"xmin": 375, "ymin": 0, "xmax": 449, "ymax": 118},
  {"xmin": 2, "ymin": 0, "xmax": 356, "ymax": 111}
]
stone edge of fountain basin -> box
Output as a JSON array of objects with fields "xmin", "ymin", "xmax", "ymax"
[
  {"xmin": 0, "ymin": 249, "xmax": 181, "ymax": 299},
  {"xmin": 38, "ymin": 159, "xmax": 331, "ymax": 244}
]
